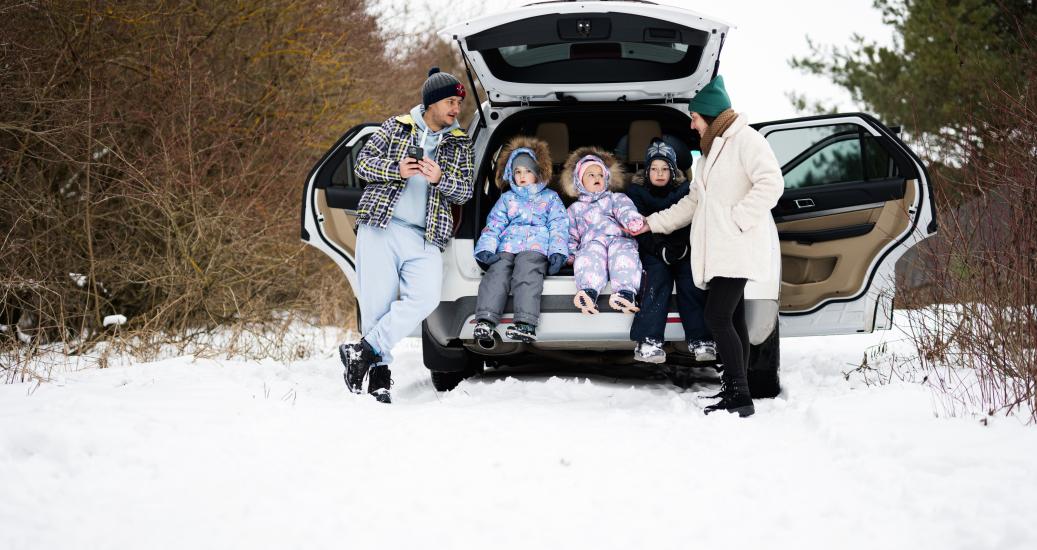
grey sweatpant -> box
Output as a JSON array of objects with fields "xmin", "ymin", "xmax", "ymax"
[{"xmin": 475, "ymin": 251, "xmax": 548, "ymax": 326}]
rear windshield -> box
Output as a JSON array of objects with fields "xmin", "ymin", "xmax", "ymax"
[{"xmin": 466, "ymin": 13, "xmax": 710, "ymax": 84}]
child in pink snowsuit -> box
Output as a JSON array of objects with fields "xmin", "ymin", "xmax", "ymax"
[{"xmin": 561, "ymin": 146, "xmax": 645, "ymax": 314}]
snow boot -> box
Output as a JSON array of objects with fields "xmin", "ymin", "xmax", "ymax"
[
  {"xmin": 703, "ymin": 373, "xmax": 754, "ymax": 417},
  {"xmin": 339, "ymin": 338, "xmax": 381, "ymax": 394},
  {"xmin": 367, "ymin": 365, "xmax": 392, "ymax": 404},
  {"xmin": 574, "ymin": 288, "xmax": 599, "ymax": 314},
  {"xmin": 688, "ymin": 339, "xmax": 718, "ymax": 362},
  {"xmin": 634, "ymin": 337, "xmax": 666, "ymax": 364},
  {"xmin": 609, "ymin": 290, "xmax": 639, "ymax": 313},
  {"xmin": 505, "ymin": 322, "xmax": 537, "ymax": 343},
  {"xmin": 473, "ymin": 320, "xmax": 496, "ymax": 347},
  {"xmin": 702, "ymin": 378, "xmax": 731, "ymax": 400}
]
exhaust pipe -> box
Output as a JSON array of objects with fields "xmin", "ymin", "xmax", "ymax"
[{"xmin": 476, "ymin": 335, "xmax": 498, "ymax": 351}]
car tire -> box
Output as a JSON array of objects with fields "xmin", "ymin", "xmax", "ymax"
[
  {"xmin": 747, "ymin": 324, "xmax": 781, "ymax": 398},
  {"xmin": 422, "ymin": 321, "xmax": 484, "ymax": 392}
]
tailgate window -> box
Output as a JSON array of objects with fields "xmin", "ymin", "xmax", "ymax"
[{"xmin": 467, "ymin": 13, "xmax": 710, "ymax": 84}]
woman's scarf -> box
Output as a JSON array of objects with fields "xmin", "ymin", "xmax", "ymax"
[{"xmin": 699, "ymin": 108, "xmax": 738, "ymax": 158}]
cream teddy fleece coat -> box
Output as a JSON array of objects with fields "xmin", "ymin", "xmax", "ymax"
[{"xmin": 646, "ymin": 114, "xmax": 784, "ymax": 290}]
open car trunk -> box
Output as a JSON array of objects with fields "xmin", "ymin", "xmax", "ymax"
[{"xmin": 441, "ymin": 2, "xmax": 732, "ymax": 105}]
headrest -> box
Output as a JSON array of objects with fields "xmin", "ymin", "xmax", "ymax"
[
  {"xmin": 535, "ymin": 122, "xmax": 569, "ymax": 162},
  {"xmin": 628, "ymin": 120, "xmax": 663, "ymax": 163}
]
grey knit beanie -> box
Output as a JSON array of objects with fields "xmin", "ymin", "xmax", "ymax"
[
  {"xmin": 422, "ymin": 67, "xmax": 466, "ymax": 107},
  {"xmin": 511, "ymin": 153, "xmax": 538, "ymax": 175}
]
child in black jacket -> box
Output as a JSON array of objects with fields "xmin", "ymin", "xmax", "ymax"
[{"xmin": 625, "ymin": 138, "xmax": 715, "ymax": 364}]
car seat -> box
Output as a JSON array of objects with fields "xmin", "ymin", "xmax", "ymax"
[{"xmin": 535, "ymin": 122, "xmax": 569, "ymax": 188}]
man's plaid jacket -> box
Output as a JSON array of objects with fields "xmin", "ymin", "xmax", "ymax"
[{"xmin": 353, "ymin": 113, "xmax": 474, "ymax": 250}]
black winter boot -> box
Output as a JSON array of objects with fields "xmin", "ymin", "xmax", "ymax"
[
  {"xmin": 703, "ymin": 378, "xmax": 731, "ymax": 400},
  {"xmin": 703, "ymin": 376, "xmax": 754, "ymax": 417},
  {"xmin": 338, "ymin": 338, "xmax": 381, "ymax": 394},
  {"xmin": 367, "ymin": 365, "xmax": 392, "ymax": 404},
  {"xmin": 505, "ymin": 322, "xmax": 537, "ymax": 343}
]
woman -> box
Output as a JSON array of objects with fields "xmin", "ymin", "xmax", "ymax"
[{"xmin": 628, "ymin": 75, "xmax": 784, "ymax": 417}]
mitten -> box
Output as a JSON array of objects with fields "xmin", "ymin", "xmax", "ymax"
[
  {"xmin": 548, "ymin": 253, "xmax": 566, "ymax": 275},
  {"xmin": 475, "ymin": 250, "xmax": 500, "ymax": 268},
  {"xmin": 626, "ymin": 217, "xmax": 645, "ymax": 233}
]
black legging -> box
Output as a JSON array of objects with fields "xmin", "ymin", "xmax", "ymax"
[{"xmin": 704, "ymin": 277, "xmax": 750, "ymax": 390}]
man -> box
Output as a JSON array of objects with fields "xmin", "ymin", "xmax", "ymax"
[{"xmin": 338, "ymin": 67, "xmax": 474, "ymax": 404}]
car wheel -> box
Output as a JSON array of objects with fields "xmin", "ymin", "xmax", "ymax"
[
  {"xmin": 747, "ymin": 324, "xmax": 781, "ymax": 398},
  {"xmin": 422, "ymin": 321, "xmax": 484, "ymax": 392}
]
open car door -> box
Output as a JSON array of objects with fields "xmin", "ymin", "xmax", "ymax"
[
  {"xmin": 300, "ymin": 123, "xmax": 380, "ymax": 292},
  {"xmin": 753, "ymin": 114, "xmax": 937, "ymax": 336}
]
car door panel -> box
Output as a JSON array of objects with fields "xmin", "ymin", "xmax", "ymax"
[
  {"xmin": 300, "ymin": 123, "xmax": 379, "ymax": 290},
  {"xmin": 753, "ymin": 113, "xmax": 935, "ymax": 334},
  {"xmin": 777, "ymin": 182, "xmax": 915, "ymax": 312},
  {"xmin": 774, "ymin": 178, "xmax": 905, "ymax": 221}
]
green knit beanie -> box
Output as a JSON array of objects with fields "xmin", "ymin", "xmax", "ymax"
[{"xmin": 688, "ymin": 75, "xmax": 732, "ymax": 117}]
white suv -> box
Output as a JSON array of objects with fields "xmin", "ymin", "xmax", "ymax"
[{"xmin": 301, "ymin": 1, "xmax": 936, "ymax": 396}]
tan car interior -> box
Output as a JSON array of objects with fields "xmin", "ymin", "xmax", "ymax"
[
  {"xmin": 315, "ymin": 188, "xmax": 358, "ymax": 258},
  {"xmin": 777, "ymin": 181, "xmax": 915, "ymax": 311}
]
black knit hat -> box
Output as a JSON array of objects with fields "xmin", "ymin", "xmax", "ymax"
[
  {"xmin": 421, "ymin": 67, "xmax": 466, "ymax": 107},
  {"xmin": 644, "ymin": 138, "xmax": 678, "ymax": 183}
]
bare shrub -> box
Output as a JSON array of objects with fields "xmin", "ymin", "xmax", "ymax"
[
  {"xmin": 0, "ymin": 0, "xmax": 468, "ymax": 375},
  {"xmin": 899, "ymin": 44, "xmax": 1037, "ymax": 422}
]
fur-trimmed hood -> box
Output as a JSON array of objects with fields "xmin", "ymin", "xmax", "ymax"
[
  {"xmin": 559, "ymin": 146, "xmax": 626, "ymax": 200},
  {"xmin": 494, "ymin": 136, "xmax": 554, "ymax": 191}
]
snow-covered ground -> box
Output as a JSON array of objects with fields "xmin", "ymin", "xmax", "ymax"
[{"xmin": 2, "ymin": 313, "xmax": 1035, "ymax": 550}]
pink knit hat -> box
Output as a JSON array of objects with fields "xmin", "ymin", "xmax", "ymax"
[{"xmin": 575, "ymin": 155, "xmax": 609, "ymax": 188}]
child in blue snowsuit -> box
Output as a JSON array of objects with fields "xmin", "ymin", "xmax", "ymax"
[
  {"xmin": 472, "ymin": 136, "xmax": 569, "ymax": 343},
  {"xmin": 626, "ymin": 138, "xmax": 715, "ymax": 364}
]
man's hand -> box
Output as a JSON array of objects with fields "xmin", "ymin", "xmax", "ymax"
[
  {"xmin": 418, "ymin": 158, "xmax": 443, "ymax": 184},
  {"xmin": 399, "ymin": 157, "xmax": 421, "ymax": 179}
]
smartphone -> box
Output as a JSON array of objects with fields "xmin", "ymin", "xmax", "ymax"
[{"xmin": 406, "ymin": 145, "xmax": 424, "ymax": 161}]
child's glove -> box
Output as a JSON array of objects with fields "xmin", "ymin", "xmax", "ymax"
[
  {"xmin": 547, "ymin": 253, "xmax": 566, "ymax": 275},
  {"xmin": 659, "ymin": 242, "xmax": 689, "ymax": 265},
  {"xmin": 475, "ymin": 250, "xmax": 500, "ymax": 268},
  {"xmin": 626, "ymin": 217, "xmax": 645, "ymax": 233}
]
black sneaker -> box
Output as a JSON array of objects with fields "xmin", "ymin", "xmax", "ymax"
[
  {"xmin": 505, "ymin": 322, "xmax": 537, "ymax": 343},
  {"xmin": 703, "ymin": 390, "xmax": 755, "ymax": 417},
  {"xmin": 367, "ymin": 365, "xmax": 392, "ymax": 404},
  {"xmin": 338, "ymin": 338, "xmax": 381, "ymax": 394}
]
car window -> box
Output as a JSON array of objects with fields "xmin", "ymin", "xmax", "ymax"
[
  {"xmin": 331, "ymin": 134, "xmax": 372, "ymax": 187},
  {"xmin": 767, "ymin": 124, "xmax": 896, "ymax": 190},
  {"xmin": 471, "ymin": 13, "xmax": 708, "ymax": 85}
]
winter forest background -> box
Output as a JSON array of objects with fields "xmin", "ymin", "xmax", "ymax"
[
  {"xmin": 3, "ymin": 0, "xmax": 1034, "ymax": 420},
  {"xmin": 1, "ymin": 2, "xmax": 1036, "ymax": 548}
]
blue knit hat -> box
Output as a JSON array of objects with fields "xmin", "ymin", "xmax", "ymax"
[
  {"xmin": 422, "ymin": 67, "xmax": 466, "ymax": 107},
  {"xmin": 644, "ymin": 138, "xmax": 678, "ymax": 183}
]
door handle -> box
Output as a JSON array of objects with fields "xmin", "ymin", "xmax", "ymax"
[{"xmin": 794, "ymin": 198, "xmax": 815, "ymax": 209}]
